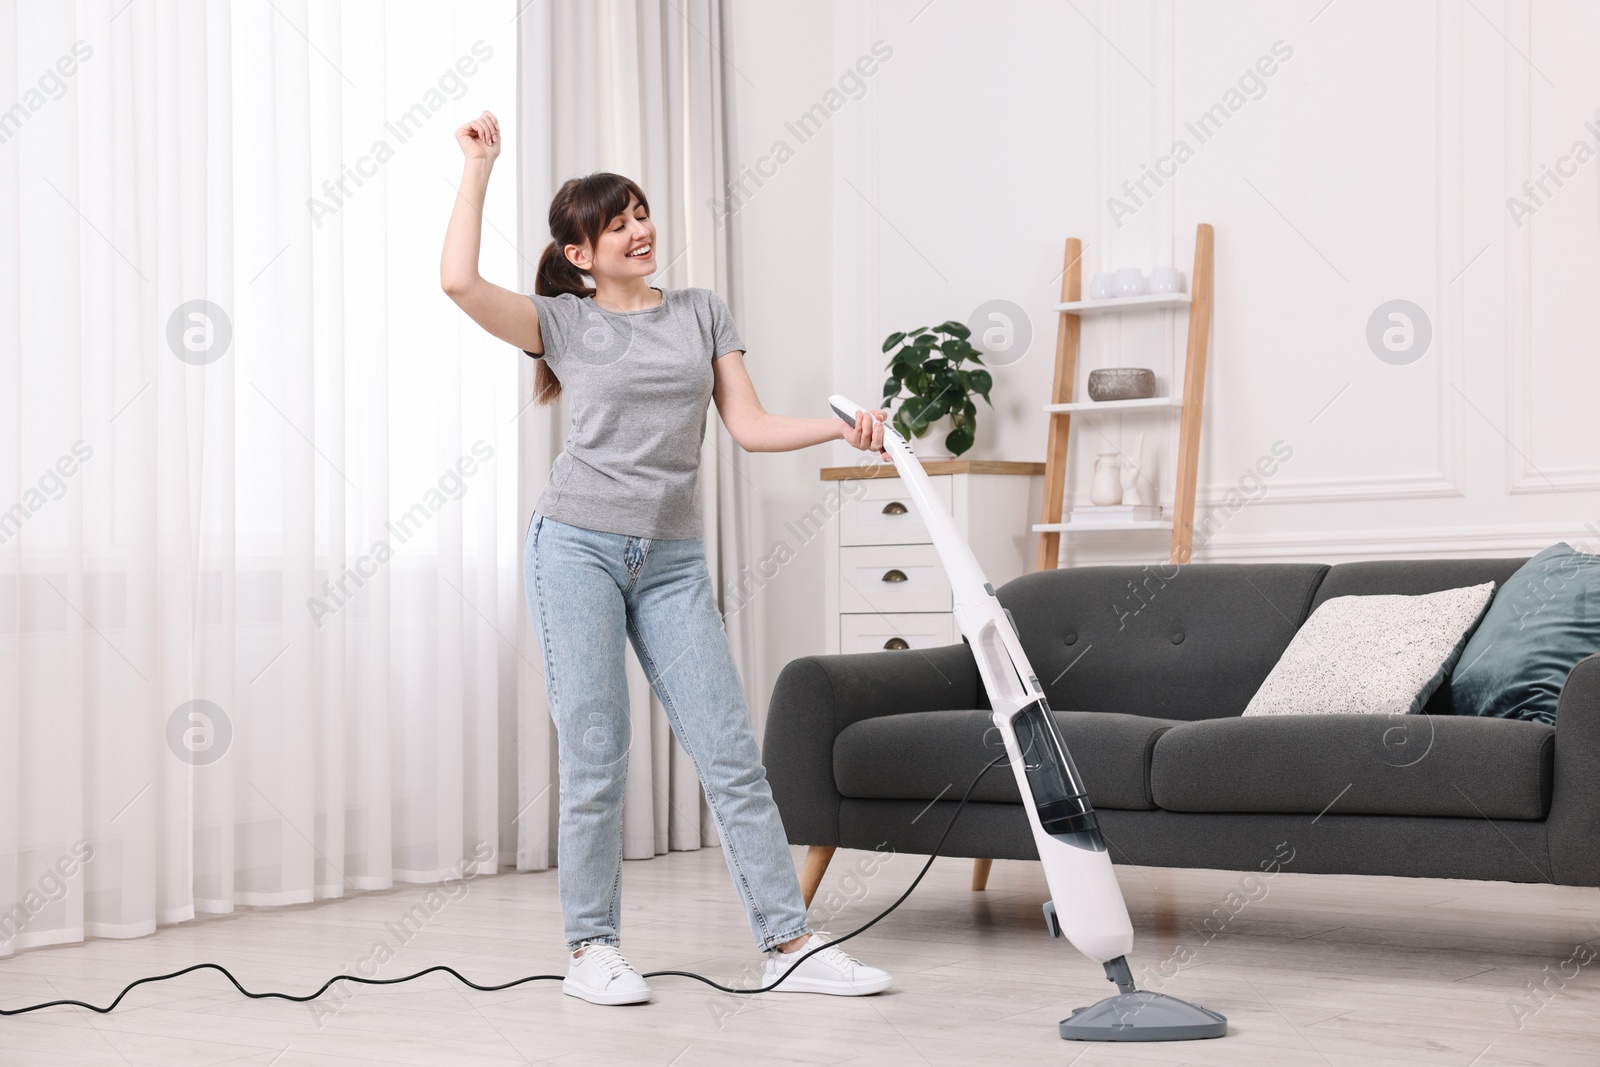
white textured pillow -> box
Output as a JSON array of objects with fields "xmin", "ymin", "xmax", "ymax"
[{"xmin": 1242, "ymin": 582, "xmax": 1495, "ymax": 717}]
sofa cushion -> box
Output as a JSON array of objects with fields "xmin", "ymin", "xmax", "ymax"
[
  {"xmin": 833, "ymin": 710, "xmax": 1181, "ymax": 811},
  {"xmin": 1450, "ymin": 542, "xmax": 1600, "ymax": 726},
  {"xmin": 1242, "ymin": 583, "xmax": 1495, "ymax": 717},
  {"xmin": 1308, "ymin": 556, "xmax": 1529, "ymax": 714},
  {"xmin": 1150, "ymin": 714, "xmax": 1555, "ymax": 820},
  {"xmin": 995, "ymin": 563, "xmax": 1331, "ymax": 721}
]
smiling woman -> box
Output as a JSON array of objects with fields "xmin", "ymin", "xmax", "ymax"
[{"xmin": 438, "ymin": 112, "xmax": 896, "ymax": 1003}]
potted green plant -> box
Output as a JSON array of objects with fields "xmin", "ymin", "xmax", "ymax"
[{"xmin": 881, "ymin": 320, "xmax": 993, "ymax": 457}]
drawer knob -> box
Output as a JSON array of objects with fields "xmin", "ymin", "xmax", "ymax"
[
  {"xmin": 881, "ymin": 501, "xmax": 908, "ymax": 515},
  {"xmin": 883, "ymin": 637, "xmax": 910, "ymax": 650},
  {"xmin": 880, "ymin": 568, "xmax": 908, "ymax": 583}
]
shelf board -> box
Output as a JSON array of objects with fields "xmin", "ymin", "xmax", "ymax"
[
  {"xmin": 1044, "ymin": 397, "xmax": 1182, "ymax": 414},
  {"xmin": 820, "ymin": 459, "xmax": 1046, "ymax": 481},
  {"xmin": 1032, "ymin": 521, "xmax": 1172, "ymax": 533},
  {"xmin": 1053, "ymin": 293, "xmax": 1191, "ymax": 314}
]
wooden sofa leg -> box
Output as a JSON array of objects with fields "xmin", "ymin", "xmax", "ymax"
[
  {"xmin": 799, "ymin": 845, "xmax": 836, "ymax": 908},
  {"xmin": 971, "ymin": 858, "xmax": 993, "ymax": 891}
]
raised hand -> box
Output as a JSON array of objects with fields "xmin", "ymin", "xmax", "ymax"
[{"xmin": 456, "ymin": 110, "xmax": 500, "ymax": 163}]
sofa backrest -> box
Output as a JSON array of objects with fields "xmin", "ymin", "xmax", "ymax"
[
  {"xmin": 996, "ymin": 555, "xmax": 1532, "ymax": 721},
  {"xmin": 1307, "ymin": 556, "xmax": 1529, "ymax": 609},
  {"xmin": 997, "ymin": 563, "xmax": 1329, "ymax": 721}
]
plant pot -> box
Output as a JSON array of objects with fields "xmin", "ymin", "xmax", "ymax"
[{"xmin": 910, "ymin": 414, "xmax": 957, "ymax": 459}]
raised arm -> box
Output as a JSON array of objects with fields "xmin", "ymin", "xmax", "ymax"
[
  {"xmin": 711, "ymin": 351, "xmax": 890, "ymax": 459},
  {"xmin": 440, "ymin": 110, "xmax": 544, "ymax": 355}
]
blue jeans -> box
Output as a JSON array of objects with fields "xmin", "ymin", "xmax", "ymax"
[{"xmin": 524, "ymin": 511, "xmax": 812, "ymax": 953}]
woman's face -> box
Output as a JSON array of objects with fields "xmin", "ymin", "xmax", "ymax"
[{"xmin": 571, "ymin": 193, "xmax": 655, "ymax": 280}]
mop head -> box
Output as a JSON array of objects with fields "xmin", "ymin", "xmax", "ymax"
[{"xmin": 1060, "ymin": 990, "xmax": 1228, "ymax": 1041}]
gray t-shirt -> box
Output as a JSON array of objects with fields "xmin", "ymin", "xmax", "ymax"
[{"xmin": 522, "ymin": 286, "xmax": 746, "ymax": 539}]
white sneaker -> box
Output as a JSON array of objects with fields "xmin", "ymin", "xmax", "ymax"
[
  {"xmin": 762, "ymin": 932, "xmax": 892, "ymax": 995},
  {"xmin": 563, "ymin": 942, "xmax": 652, "ymax": 1005}
]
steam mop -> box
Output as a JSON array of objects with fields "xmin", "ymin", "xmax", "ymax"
[{"xmin": 828, "ymin": 396, "xmax": 1227, "ymax": 1043}]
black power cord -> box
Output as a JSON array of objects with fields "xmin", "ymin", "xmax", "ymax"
[{"xmin": 1, "ymin": 754, "xmax": 1009, "ymax": 1016}]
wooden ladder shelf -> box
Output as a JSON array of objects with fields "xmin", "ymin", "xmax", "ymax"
[{"xmin": 1034, "ymin": 223, "xmax": 1215, "ymax": 570}]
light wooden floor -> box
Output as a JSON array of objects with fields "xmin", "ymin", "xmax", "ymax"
[{"xmin": 2, "ymin": 845, "xmax": 1598, "ymax": 1066}]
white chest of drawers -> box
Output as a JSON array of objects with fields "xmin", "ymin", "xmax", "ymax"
[{"xmin": 820, "ymin": 460, "xmax": 1046, "ymax": 655}]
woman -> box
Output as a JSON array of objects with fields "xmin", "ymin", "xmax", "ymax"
[{"xmin": 440, "ymin": 110, "xmax": 894, "ymax": 1006}]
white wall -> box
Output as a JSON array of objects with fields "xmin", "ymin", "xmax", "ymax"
[
  {"xmin": 731, "ymin": 0, "xmax": 1600, "ymax": 715},
  {"xmin": 726, "ymin": 3, "xmax": 839, "ymax": 724}
]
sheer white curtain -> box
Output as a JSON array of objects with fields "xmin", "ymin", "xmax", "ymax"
[
  {"xmin": 513, "ymin": 0, "xmax": 757, "ymax": 868},
  {"xmin": 0, "ymin": 1, "xmax": 520, "ymax": 952}
]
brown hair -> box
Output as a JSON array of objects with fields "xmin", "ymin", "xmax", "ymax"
[{"xmin": 530, "ymin": 172, "xmax": 652, "ymax": 405}]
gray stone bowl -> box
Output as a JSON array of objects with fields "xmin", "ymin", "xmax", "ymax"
[{"xmin": 1087, "ymin": 367, "xmax": 1156, "ymax": 402}]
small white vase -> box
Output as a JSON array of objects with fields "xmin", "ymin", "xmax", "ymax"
[
  {"xmin": 1113, "ymin": 268, "xmax": 1147, "ymax": 298},
  {"xmin": 1148, "ymin": 267, "xmax": 1186, "ymax": 294},
  {"xmin": 911, "ymin": 414, "xmax": 956, "ymax": 459},
  {"xmin": 1090, "ymin": 450, "xmax": 1124, "ymax": 505}
]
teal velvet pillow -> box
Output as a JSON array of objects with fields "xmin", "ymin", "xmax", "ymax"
[{"xmin": 1449, "ymin": 542, "xmax": 1600, "ymax": 725}]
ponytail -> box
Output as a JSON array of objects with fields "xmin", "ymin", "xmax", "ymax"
[
  {"xmin": 529, "ymin": 241, "xmax": 587, "ymax": 405},
  {"xmin": 528, "ymin": 172, "xmax": 651, "ymax": 407},
  {"xmin": 536, "ymin": 240, "xmax": 593, "ymax": 299}
]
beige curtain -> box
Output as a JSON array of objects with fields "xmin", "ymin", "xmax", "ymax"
[{"xmin": 513, "ymin": 0, "xmax": 755, "ymax": 868}]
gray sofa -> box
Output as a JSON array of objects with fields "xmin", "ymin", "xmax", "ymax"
[{"xmin": 764, "ymin": 557, "xmax": 1600, "ymax": 893}]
